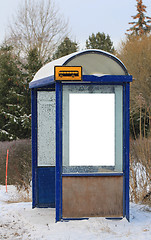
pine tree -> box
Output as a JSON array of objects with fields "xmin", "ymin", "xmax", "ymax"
[
  {"xmin": 127, "ymin": 0, "xmax": 151, "ymax": 35},
  {"xmin": 0, "ymin": 45, "xmax": 23, "ymax": 140},
  {"xmin": 53, "ymin": 37, "xmax": 78, "ymax": 60},
  {"xmin": 85, "ymin": 32, "xmax": 114, "ymax": 53},
  {"xmin": 19, "ymin": 47, "xmax": 43, "ymax": 139},
  {"xmin": 23, "ymin": 47, "xmax": 42, "ymax": 118},
  {"xmin": 0, "ymin": 46, "xmax": 42, "ymax": 141}
]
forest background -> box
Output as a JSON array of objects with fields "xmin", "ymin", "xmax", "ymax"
[{"xmin": 0, "ymin": 0, "xmax": 151, "ymax": 206}]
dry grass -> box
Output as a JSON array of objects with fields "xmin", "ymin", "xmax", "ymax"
[
  {"xmin": 0, "ymin": 139, "xmax": 31, "ymax": 191},
  {"xmin": 4, "ymin": 186, "xmax": 32, "ymax": 204},
  {"xmin": 6, "ymin": 196, "xmax": 32, "ymax": 204},
  {"xmin": 130, "ymin": 138, "xmax": 151, "ymax": 205}
]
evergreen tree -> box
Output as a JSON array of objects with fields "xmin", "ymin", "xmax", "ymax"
[
  {"xmin": 0, "ymin": 45, "xmax": 42, "ymax": 141},
  {"xmin": 127, "ymin": 0, "xmax": 151, "ymax": 36},
  {"xmin": 53, "ymin": 37, "xmax": 78, "ymax": 60},
  {"xmin": 26, "ymin": 47, "xmax": 42, "ymax": 79},
  {"xmin": 0, "ymin": 45, "xmax": 24, "ymax": 140},
  {"xmin": 23, "ymin": 47, "xmax": 42, "ymax": 119},
  {"xmin": 85, "ymin": 32, "xmax": 114, "ymax": 53},
  {"xmin": 19, "ymin": 47, "xmax": 43, "ymax": 139}
]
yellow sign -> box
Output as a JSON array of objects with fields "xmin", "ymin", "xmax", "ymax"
[{"xmin": 54, "ymin": 66, "xmax": 82, "ymax": 81}]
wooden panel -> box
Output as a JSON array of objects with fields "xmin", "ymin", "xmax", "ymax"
[{"xmin": 62, "ymin": 176, "xmax": 123, "ymax": 218}]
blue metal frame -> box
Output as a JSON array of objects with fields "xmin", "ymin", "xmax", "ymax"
[
  {"xmin": 31, "ymin": 89, "xmax": 38, "ymax": 208},
  {"xmin": 29, "ymin": 76, "xmax": 54, "ymax": 88},
  {"xmin": 122, "ymin": 84, "xmax": 126, "ymax": 218},
  {"xmin": 32, "ymin": 88, "xmax": 56, "ymax": 209},
  {"xmin": 82, "ymin": 75, "xmax": 132, "ymax": 83},
  {"xmin": 122, "ymin": 83, "xmax": 130, "ymax": 221},
  {"xmin": 62, "ymin": 173, "xmax": 123, "ymax": 177},
  {"xmin": 54, "ymin": 76, "xmax": 132, "ymax": 222},
  {"xmin": 125, "ymin": 83, "xmax": 130, "ymax": 221},
  {"xmin": 29, "ymin": 75, "xmax": 132, "ymax": 89},
  {"xmin": 56, "ymin": 81, "xmax": 63, "ymax": 222},
  {"xmin": 30, "ymin": 75, "xmax": 132, "ymax": 221}
]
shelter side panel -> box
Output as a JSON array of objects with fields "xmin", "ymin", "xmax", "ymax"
[
  {"xmin": 37, "ymin": 167, "xmax": 55, "ymax": 207},
  {"xmin": 62, "ymin": 176, "xmax": 123, "ymax": 218}
]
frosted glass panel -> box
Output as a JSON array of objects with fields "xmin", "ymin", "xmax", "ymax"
[
  {"xmin": 69, "ymin": 93, "xmax": 115, "ymax": 166},
  {"xmin": 65, "ymin": 53, "xmax": 127, "ymax": 75},
  {"xmin": 37, "ymin": 91, "xmax": 55, "ymax": 166}
]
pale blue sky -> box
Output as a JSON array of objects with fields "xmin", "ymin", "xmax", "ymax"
[{"xmin": 0, "ymin": 0, "xmax": 151, "ymax": 49}]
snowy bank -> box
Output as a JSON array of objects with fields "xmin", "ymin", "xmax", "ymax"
[{"xmin": 0, "ymin": 185, "xmax": 151, "ymax": 240}]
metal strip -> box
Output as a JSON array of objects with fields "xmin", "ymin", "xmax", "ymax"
[
  {"xmin": 31, "ymin": 89, "xmax": 37, "ymax": 208},
  {"xmin": 62, "ymin": 173, "xmax": 123, "ymax": 177},
  {"xmin": 29, "ymin": 75, "xmax": 54, "ymax": 88},
  {"xmin": 29, "ymin": 75, "xmax": 132, "ymax": 89},
  {"xmin": 55, "ymin": 82, "xmax": 62, "ymax": 222},
  {"xmin": 122, "ymin": 84, "xmax": 126, "ymax": 218},
  {"xmin": 82, "ymin": 75, "xmax": 132, "ymax": 83},
  {"xmin": 62, "ymin": 218, "xmax": 89, "ymax": 221},
  {"xmin": 125, "ymin": 83, "xmax": 130, "ymax": 221}
]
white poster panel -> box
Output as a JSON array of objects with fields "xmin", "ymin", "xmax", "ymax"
[{"xmin": 69, "ymin": 93, "xmax": 115, "ymax": 166}]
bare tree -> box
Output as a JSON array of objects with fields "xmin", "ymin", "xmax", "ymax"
[
  {"xmin": 130, "ymin": 138, "xmax": 151, "ymax": 204},
  {"xmin": 7, "ymin": 0, "xmax": 68, "ymax": 63},
  {"xmin": 118, "ymin": 35, "xmax": 151, "ymax": 137}
]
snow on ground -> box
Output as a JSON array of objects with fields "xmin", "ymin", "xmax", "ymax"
[{"xmin": 0, "ymin": 185, "xmax": 151, "ymax": 240}]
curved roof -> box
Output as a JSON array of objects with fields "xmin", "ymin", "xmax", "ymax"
[{"xmin": 32, "ymin": 49, "xmax": 128, "ymax": 83}]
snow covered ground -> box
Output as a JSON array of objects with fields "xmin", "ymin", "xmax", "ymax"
[{"xmin": 0, "ymin": 185, "xmax": 151, "ymax": 240}]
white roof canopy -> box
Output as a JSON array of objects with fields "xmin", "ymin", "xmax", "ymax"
[{"xmin": 32, "ymin": 49, "xmax": 128, "ymax": 83}]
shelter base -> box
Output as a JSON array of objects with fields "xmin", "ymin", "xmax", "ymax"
[{"xmin": 62, "ymin": 176, "xmax": 123, "ymax": 218}]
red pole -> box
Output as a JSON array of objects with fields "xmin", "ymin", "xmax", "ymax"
[{"xmin": 5, "ymin": 149, "xmax": 9, "ymax": 193}]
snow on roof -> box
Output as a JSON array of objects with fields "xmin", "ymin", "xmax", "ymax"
[
  {"xmin": 29, "ymin": 49, "xmax": 128, "ymax": 88},
  {"xmin": 32, "ymin": 53, "xmax": 74, "ymax": 82}
]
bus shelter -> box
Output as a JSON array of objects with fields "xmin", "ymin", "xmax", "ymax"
[{"xmin": 29, "ymin": 49, "xmax": 132, "ymax": 222}]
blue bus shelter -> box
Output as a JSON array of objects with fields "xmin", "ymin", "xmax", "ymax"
[{"xmin": 29, "ymin": 49, "xmax": 132, "ymax": 222}]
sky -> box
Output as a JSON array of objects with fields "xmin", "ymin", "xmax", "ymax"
[{"xmin": 0, "ymin": 0, "xmax": 151, "ymax": 50}]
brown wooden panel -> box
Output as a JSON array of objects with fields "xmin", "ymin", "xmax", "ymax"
[{"xmin": 62, "ymin": 176, "xmax": 123, "ymax": 218}]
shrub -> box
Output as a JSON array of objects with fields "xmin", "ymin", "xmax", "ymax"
[
  {"xmin": 130, "ymin": 138, "xmax": 151, "ymax": 205},
  {"xmin": 0, "ymin": 139, "xmax": 31, "ymax": 192}
]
